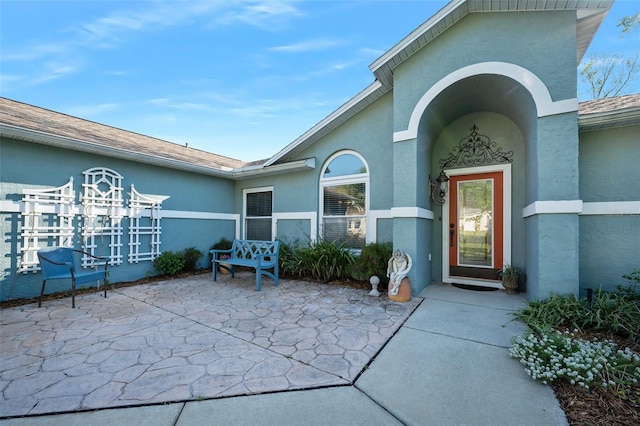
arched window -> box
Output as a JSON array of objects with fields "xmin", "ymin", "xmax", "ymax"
[{"xmin": 320, "ymin": 151, "xmax": 369, "ymax": 249}]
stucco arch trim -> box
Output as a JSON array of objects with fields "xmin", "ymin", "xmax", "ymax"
[{"xmin": 393, "ymin": 62, "xmax": 578, "ymax": 143}]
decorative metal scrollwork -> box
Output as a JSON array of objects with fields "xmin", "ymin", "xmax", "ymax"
[{"xmin": 439, "ymin": 125, "xmax": 513, "ymax": 169}]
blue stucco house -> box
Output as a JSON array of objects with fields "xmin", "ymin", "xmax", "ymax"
[{"xmin": 1, "ymin": 0, "xmax": 639, "ymax": 302}]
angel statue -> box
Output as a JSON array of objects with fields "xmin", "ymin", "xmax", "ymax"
[{"xmin": 387, "ymin": 249, "xmax": 412, "ymax": 296}]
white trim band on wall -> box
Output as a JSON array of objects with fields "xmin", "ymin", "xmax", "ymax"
[
  {"xmin": 523, "ymin": 200, "xmax": 640, "ymax": 217},
  {"xmin": 0, "ymin": 200, "xmax": 241, "ymax": 221},
  {"xmin": 582, "ymin": 202, "xmax": 640, "ymax": 216}
]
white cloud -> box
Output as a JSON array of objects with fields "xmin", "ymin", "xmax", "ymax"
[
  {"xmin": 2, "ymin": 0, "xmax": 305, "ymax": 88},
  {"xmin": 28, "ymin": 62, "xmax": 81, "ymax": 86},
  {"xmin": 213, "ymin": 1, "xmax": 303, "ymax": 29},
  {"xmin": 105, "ymin": 70, "xmax": 132, "ymax": 77},
  {"xmin": 65, "ymin": 103, "xmax": 119, "ymax": 117},
  {"xmin": 269, "ymin": 38, "xmax": 344, "ymax": 53}
]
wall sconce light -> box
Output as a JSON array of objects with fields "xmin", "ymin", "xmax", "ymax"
[{"xmin": 429, "ymin": 169, "xmax": 449, "ymax": 206}]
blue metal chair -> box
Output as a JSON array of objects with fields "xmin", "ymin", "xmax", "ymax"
[{"xmin": 36, "ymin": 247, "xmax": 109, "ymax": 308}]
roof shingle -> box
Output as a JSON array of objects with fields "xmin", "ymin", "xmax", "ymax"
[
  {"xmin": 0, "ymin": 97, "xmax": 246, "ymax": 171},
  {"xmin": 578, "ymin": 93, "xmax": 640, "ymax": 115}
]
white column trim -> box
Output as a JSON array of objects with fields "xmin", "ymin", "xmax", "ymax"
[
  {"xmin": 368, "ymin": 208, "xmax": 434, "ymax": 243},
  {"xmin": 391, "ymin": 207, "xmax": 434, "ymax": 220},
  {"xmin": 522, "ymin": 200, "xmax": 583, "ymax": 218}
]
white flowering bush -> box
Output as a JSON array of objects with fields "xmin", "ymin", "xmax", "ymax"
[{"xmin": 510, "ymin": 330, "xmax": 640, "ymax": 390}]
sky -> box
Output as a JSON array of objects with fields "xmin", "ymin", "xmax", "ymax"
[{"xmin": 1, "ymin": 1, "xmax": 638, "ymax": 162}]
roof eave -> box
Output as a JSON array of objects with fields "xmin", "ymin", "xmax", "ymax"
[
  {"xmin": 0, "ymin": 124, "xmax": 233, "ymax": 178},
  {"xmin": 232, "ymin": 157, "xmax": 316, "ymax": 179},
  {"xmin": 263, "ymin": 80, "xmax": 386, "ymax": 166},
  {"xmin": 578, "ymin": 109, "xmax": 640, "ymax": 132},
  {"xmin": 263, "ymin": 1, "xmax": 613, "ymax": 169},
  {"xmin": 370, "ymin": 0, "xmax": 467, "ymax": 88},
  {"xmin": 370, "ymin": 0, "xmax": 613, "ymax": 86}
]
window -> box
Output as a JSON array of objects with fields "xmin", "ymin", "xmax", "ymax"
[
  {"xmin": 244, "ymin": 188, "xmax": 273, "ymax": 240},
  {"xmin": 320, "ymin": 152, "xmax": 369, "ymax": 249}
]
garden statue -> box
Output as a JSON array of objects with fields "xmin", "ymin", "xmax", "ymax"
[
  {"xmin": 387, "ymin": 249, "xmax": 412, "ymax": 302},
  {"xmin": 369, "ymin": 275, "xmax": 381, "ymax": 297}
]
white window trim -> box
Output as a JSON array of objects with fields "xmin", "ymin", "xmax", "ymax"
[
  {"xmin": 319, "ymin": 151, "xmax": 370, "ymax": 246},
  {"xmin": 243, "ymin": 186, "xmax": 274, "ymax": 240}
]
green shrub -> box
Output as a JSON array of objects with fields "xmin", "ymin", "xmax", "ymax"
[
  {"xmin": 278, "ymin": 239, "xmax": 355, "ymax": 283},
  {"xmin": 154, "ymin": 251, "xmax": 185, "ymax": 276},
  {"xmin": 278, "ymin": 240, "xmax": 303, "ymax": 278},
  {"xmin": 211, "ymin": 237, "xmax": 233, "ymax": 251},
  {"xmin": 515, "ymin": 293, "xmax": 590, "ymax": 335},
  {"xmin": 182, "ymin": 247, "xmax": 202, "ymax": 272},
  {"xmin": 300, "ymin": 239, "xmax": 355, "ymax": 283},
  {"xmin": 619, "ymin": 269, "xmax": 640, "ymax": 299},
  {"xmin": 586, "ymin": 288, "xmax": 640, "ymax": 340},
  {"xmin": 515, "ymin": 286, "xmax": 640, "ymax": 342},
  {"xmin": 351, "ymin": 241, "xmax": 392, "ymax": 283}
]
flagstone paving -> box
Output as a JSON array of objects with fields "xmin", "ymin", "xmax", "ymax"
[{"xmin": 0, "ymin": 272, "xmax": 421, "ymax": 418}]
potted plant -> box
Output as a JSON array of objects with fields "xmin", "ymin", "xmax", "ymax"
[
  {"xmin": 498, "ymin": 264, "xmax": 520, "ymax": 294},
  {"xmin": 211, "ymin": 237, "xmax": 233, "ymax": 273}
]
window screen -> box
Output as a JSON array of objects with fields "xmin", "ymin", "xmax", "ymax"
[
  {"xmin": 320, "ymin": 152, "xmax": 368, "ymax": 250},
  {"xmin": 245, "ymin": 190, "xmax": 272, "ymax": 240}
]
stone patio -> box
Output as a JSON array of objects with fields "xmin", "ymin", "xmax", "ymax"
[{"xmin": 0, "ymin": 272, "xmax": 421, "ymax": 418}]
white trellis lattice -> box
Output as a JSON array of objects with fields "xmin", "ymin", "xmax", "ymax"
[
  {"xmin": 128, "ymin": 184, "xmax": 169, "ymax": 263},
  {"xmin": 81, "ymin": 167, "xmax": 124, "ymax": 267},
  {"xmin": 19, "ymin": 178, "xmax": 76, "ymax": 273}
]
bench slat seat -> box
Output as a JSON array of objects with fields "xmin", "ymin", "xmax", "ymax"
[{"xmin": 211, "ymin": 239, "xmax": 280, "ymax": 291}]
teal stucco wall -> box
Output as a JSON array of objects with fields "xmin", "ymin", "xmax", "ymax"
[
  {"xmin": 388, "ymin": 9, "xmax": 578, "ymax": 298},
  {"xmin": 236, "ymin": 91, "xmax": 395, "ymax": 244},
  {"xmin": 393, "ymin": 11, "xmax": 577, "ymax": 134},
  {"xmin": 579, "ymin": 125, "xmax": 640, "ymax": 293},
  {"xmin": 0, "ymin": 137, "xmax": 236, "ymax": 301}
]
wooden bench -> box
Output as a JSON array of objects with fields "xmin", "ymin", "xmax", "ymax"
[{"xmin": 211, "ymin": 239, "xmax": 280, "ymax": 291}]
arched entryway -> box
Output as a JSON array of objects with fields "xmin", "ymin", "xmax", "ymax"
[
  {"xmin": 419, "ymin": 73, "xmax": 532, "ymax": 289},
  {"xmin": 393, "ymin": 61, "xmax": 582, "ymax": 299}
]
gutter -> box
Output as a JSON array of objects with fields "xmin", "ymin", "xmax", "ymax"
[
  {"xmin": 578, "ymin": 108, "xmax": 640, "ymax": 132},
  {"xmin": 1, "ymin": 124, "xmax": 233, "ymax": 178},
  {"xmin": 263, "ymin": 80, "xmax": 385, "ymax": 167},
  {"xmin": 1, "ymin": 124, "xmax": 315, "ymax": 180},
  {"xmin": 231, "ymin": 158, "xmax": 316, "ymax": 179}
]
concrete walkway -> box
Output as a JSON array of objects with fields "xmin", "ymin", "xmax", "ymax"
[{"xmin": 1, "ymin": 275, "xmax": 567, "ymax": 425}]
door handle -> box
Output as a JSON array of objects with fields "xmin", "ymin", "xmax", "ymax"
[{"xmin": 449, "ymin": 223, "xmax": 455, "ymax": 247}]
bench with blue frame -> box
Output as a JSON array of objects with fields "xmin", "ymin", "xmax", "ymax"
[{"xmin": 211, "ymin": 239, "xmax": 280, "ymax": 291}]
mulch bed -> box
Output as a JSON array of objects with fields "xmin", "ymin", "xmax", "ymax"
[
  {"xmin": 553, "ymin": 381, "xmax": 640, "ymax": 426},
  {"xmin": 550, "ymin": 329, "xmax": 640, "ymax": 425}
]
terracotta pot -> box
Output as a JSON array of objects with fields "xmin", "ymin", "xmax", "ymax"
[
  {"xmin": 218, "ymin": 257, "xmax": 231, "ymax": 274},
  {"xmin": 388, "ymin": 277, "xmax": 412, "ymax": 302}
]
